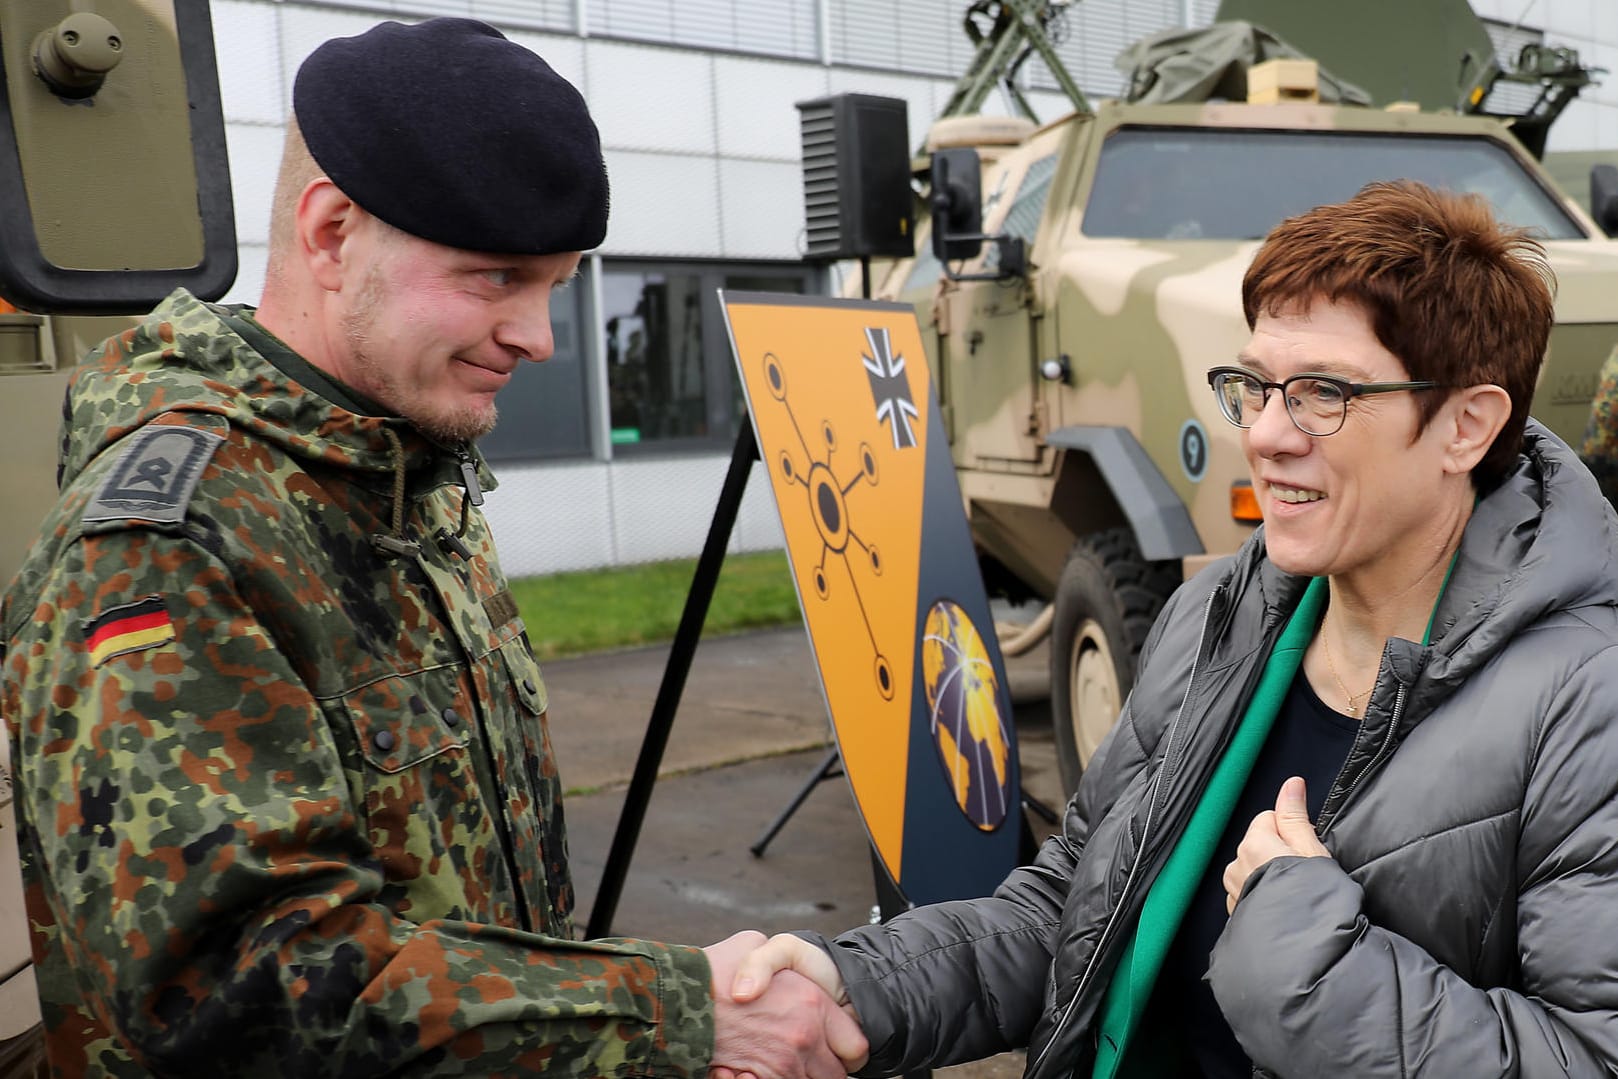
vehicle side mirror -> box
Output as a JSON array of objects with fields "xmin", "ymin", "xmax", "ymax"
[
  {"xmin": 1591, "ymin": 164, "xmax": 1618, "ymax": 237},
  {"xmin": 930, "ymin": 148, "xmax": 984, "ymax": 262},
  {"xmin": 928, "ymin": 148, "xmax": 1028, "ymax": 281}
]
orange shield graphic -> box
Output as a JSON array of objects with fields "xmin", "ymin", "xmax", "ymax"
[{"xmin": 724, "ymin": 293, "xmax": 1019, "ymax": 901}]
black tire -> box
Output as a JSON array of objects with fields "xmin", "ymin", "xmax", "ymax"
[{"xmin": 1049, "ymin": 528, "xmax": 1180, "ymax": 797}]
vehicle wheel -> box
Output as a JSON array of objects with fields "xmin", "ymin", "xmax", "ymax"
[{"xmin": 1050, "ymin": 529, "xmax": 1180, "ymax": 797}]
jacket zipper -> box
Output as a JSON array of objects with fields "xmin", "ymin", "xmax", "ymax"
[
  {"xmin": 1246, "ymin": 688, "xmax": 1405, "ymax": 1078},
  {"xmin": 1317, "ymin": 684, "xmax": 1406, "ymax": 839},
  {"xmin": 1028, "ymin": 586, "xmax": 1223, "ymax": 1077},
  {"xmin": 412, "ymin": 459, "xmax": 535, "ymax": 931}
]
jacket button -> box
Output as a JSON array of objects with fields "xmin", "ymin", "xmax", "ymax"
[
  {"xmin": 522, "ymin": 678, "xmax": 537, "ymax": 696},
  {"xmin": 373, "ymin": 729, "xmax": 397, "ymax": 752},
  {"xmin": 442, "ymin": 707, "xmax": 461, "ymax": 727}
]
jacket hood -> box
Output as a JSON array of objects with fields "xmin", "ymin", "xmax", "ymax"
[
  {"xmin": 57, "ymin": 289, "xmax": 492, "ymax": 495},
  {"xmin": 1421, "ymin": 421, "xmax": 1618, "ymax": 689},
  {"xmin": 1246, "ymin": 420, "xmax": 1618, "ymax": 707}
]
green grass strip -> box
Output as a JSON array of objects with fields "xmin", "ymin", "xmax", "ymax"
[{"xmin": 509, "ymin": 550, "xmax": 802, "ymax": 660}]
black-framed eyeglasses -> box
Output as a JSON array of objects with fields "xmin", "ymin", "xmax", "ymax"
[{"xmin": 1206, "ymin": 366, "xmax": 1443, "ymax": 437}]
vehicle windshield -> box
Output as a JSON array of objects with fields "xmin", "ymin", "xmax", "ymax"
[{"xmin": 1083, "ymin": 127, "xmax": 1585, "ymax": 240}]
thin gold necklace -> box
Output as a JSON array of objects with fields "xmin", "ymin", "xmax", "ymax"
[{"xmin": 1321, "ymin": 620, "xmax": 1375, "ymax": 717}]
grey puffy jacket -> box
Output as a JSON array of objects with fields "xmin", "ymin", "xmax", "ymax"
[{"xmin": 806, "ymin": 423, "xmax": 1618, "ymax": 1078}]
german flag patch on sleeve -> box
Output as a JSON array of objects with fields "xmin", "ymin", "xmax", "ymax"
[{"xmin": 84, "ymin": 595, "xmax": 176, "ymax": 666}]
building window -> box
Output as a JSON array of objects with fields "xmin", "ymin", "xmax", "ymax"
[
  {"xmin": 602, "ymin": 261, "xmax": 817, "ymax": 451},
  {"xmin": 478, "ymin": 270, "xmax": 593, "ymax": 462}
]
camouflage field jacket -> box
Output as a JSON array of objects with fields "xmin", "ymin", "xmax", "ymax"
[{"xmin": 1, "ymin": 290, "xmax": 713, "ymax": 1077}]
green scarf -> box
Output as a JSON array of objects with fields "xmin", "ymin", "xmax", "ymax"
[{"xmin": 1092, "ymin": 576, "xmax": 1328, "ymax": 1079}]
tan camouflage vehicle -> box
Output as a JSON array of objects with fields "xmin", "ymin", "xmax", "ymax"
[
  {"xmin": 0, "ymin": 1, "xmax": 235, "ymax": 1069},
  {"xmin": 859, "ymin": 1, "xmax": 1618, "ymax": 796}
]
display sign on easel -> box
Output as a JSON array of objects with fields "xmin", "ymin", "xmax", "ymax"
[{"xmin": 722, "ymin": 292, "xmax": 1020, "ymax": 905}]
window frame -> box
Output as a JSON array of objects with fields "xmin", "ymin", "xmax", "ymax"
[{"xmin": 600, "ymin": 258, "xmax": 822, "ymax": 457}]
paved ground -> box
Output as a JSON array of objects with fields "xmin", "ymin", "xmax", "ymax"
[{"xmin": 546, "ymin": 624, "xmax": 1064, "ymax": 1079}]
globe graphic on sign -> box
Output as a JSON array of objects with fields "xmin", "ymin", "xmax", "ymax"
[{"xmin": 922, "ymin": 600, "xmax": 1012, "ymax": 831}]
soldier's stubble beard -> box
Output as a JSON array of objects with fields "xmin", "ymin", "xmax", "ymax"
[{"xmin": 339, "ymin": 261, "xmax": 501, "ymax": 444}]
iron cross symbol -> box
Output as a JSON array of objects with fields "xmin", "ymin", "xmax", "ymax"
[{"xmin": 863, "ymin": 326, "xmax": 919, "ymax": 450}]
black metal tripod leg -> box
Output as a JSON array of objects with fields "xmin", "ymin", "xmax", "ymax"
[{"xmin": 749, "ymin": 745, "xmax": 841, "ymax": 857}]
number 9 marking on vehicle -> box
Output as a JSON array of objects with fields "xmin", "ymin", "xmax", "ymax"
[{"xmin": 1179, "ymin": 418, "xmax": 1208, "ymax": 483}]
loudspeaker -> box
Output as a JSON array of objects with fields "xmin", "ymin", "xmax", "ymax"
[
  {"xmin": 796, "ymin": 93, "xmax": 913, "ymax": 261},
  {"xmin": 0, "ymin": 0, "xmax": 235, "ymax": 314}
]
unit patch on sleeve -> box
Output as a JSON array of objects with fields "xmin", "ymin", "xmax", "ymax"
[
  {"xmin": 84, "ymin": 424, "xmax": 225, "ymax": 526},
  {"xmin": 84, "ymin": 596, "xmax": 176, "ymax": 666},
  {"xmin": 483, "ymin": 588, "xmax": 520, "ymax": 628}
]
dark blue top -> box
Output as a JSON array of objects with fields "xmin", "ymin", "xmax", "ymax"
[{"xmin": 1136, "ymin": 668, "xmax": 1359, "ymax": 1076}]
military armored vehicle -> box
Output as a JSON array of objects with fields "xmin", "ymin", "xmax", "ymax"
[
  {"xmin": 0, "ymin": 1, "xmax": 235, "ymax": 1069},
  {"xmin": 855, "ymin": 0, "xmax": 1618, "ymax": 795}
]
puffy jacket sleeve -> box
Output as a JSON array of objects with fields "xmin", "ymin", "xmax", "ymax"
[
  {"xmin": 3, "ymin": 527, "xmax": 714, "ymax": 1079},
  {"xmin": 798, "ymin": 578, "xmax": 1197, "ymax": 1075},
  {"xmin": 1209, "ymin": 645, "xmax": 1618, "ymax": 1077}
]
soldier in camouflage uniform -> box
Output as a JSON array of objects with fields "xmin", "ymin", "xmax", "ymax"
[
  {"xmin": 1579, "ymin": 343, "xmax": 1618, "ymax": 510},
  {"xmin": 1, "ymin": 18, "xmax": 863, "ymax": 1079}
]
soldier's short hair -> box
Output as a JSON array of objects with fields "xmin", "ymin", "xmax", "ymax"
[
  {"xmin": 1241, "ymin": 179, "xmax": 1555, "ymax": 489},
  {"xmin": 292, "ymin": 17, "xmax": 609, "ymax": 256}
]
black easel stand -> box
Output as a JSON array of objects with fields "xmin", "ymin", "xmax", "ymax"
[
  {"xmin": 748, "ymin": 745, "xmax": 843, "ymax": 857},
  {"xmin": 587, "ymin": 422, "xmax": 759, "ymax": 940},
  {"xmin": 751, "ymin": 741, "xmax": 1063, "ymax": 860}
]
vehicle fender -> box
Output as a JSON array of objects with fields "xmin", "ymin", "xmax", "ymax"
[{"xmin": 1046, "ymin": 425, "xmax": 1204, "ymax": 561}]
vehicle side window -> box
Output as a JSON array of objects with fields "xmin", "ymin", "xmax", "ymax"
[{"xmin": 984, "ymin": 154, "xmax": 1059, "ymax": 273}]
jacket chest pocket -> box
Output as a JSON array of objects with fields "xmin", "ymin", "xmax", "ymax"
[{"xmin": 331, "ymin": 668, "xmax": 512, "ymax": 922}]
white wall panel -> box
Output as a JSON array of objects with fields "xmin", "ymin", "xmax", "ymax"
[
  {"xmin": 505, "ymin": 31, "xmax": 588, "ymax": 96},
  {"xmin": 585, "ymin": 42, "xmax": 716, "ymax": 154},
  {"xmin": 713, "ymin": 57, "xmax": 831, "ymax": 162},
  {"xmin": 223, "ymin": 123, "xmax": 285, "ymax": 246},
  {"xmin": 1026, "ymin": 88, "xmax": 1087, "ymax": 125},
  {"xmin": 1543, "ymin": 0, "xmax": 1597, "ymax": 37},
  {"xmin": 223, "ymin": 243, "xmax": 269, "ymax": 308},
  {"xmin": 277, "ymin": 7, "xmax": 401, "ymax": 111},
  {"xmin": 1582, "ymin": 41, "xmax": 1618, "ymax": 104},
  {"xmin": 484, "ymin": 461, "xmax": 616, "ymax": 576},
  {"xmin": 599, "ymin": 151, "xmax": 722, "ymax": 255},
  {"xmin": 470, "ymin": 0, "xmax": 575, "ymax": 30},
  {"xmin": 485, "ymin": 455, "xmax": 783, "ymax": 577},
  {"xmin": 213, "ymin": 1, "xmax": 286, "ymax": 124},
  {"xmin": 1466, "ymin": 0, "xmax": 1514, "ymax": 21},
  {"xmin": 733, "ymin": 459, "xmax": 788, "ymax": 554},
  {"xmin": 387, "ymin": 0, "xmax": 474, "ymax": 16},
  {"xmin": 610, "ymin": 455, "xmax": 729, "ymax": 563},
  {"xmin": 718, "ymin": 159, "xmax": 808, "ymax": 259},
  {"xmin": 1547, "ymin": 96, "xmax": 1602, "ymax": 150},
  {"xmin": 1596, "ymin": 0, "xmax": 1618, "ymax": 45},
  {"xmin": 1597, "ymin": 100, "xmax": 1618, "ymax": 148}
]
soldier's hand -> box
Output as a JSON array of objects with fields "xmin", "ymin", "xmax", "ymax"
[{"xmin": 704, "ymin": 931, "xmax": 867, "ymax": 1079}]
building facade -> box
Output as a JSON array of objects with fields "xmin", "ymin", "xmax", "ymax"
[{"xmin": 210, "ymin": 0, "xmax": 1618, "ymax": 578}]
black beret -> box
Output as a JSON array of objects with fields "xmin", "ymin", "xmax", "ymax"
[{"xmin": 293, "ymin": 17, "xmax": 609, "ymax": 255}]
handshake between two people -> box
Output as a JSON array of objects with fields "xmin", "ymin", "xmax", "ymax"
[{"xmin": 702, "ymin": 930, "xmax": 866, "ymax": 1079}]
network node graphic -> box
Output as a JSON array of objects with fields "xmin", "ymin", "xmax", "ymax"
[
  {"xmin": 762, "ymin": 348, "xmax": 891, "ymax": 697},
  {"xmin": 921, "ymin": 600, "xmax": 1012, "ymax": 830}
]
